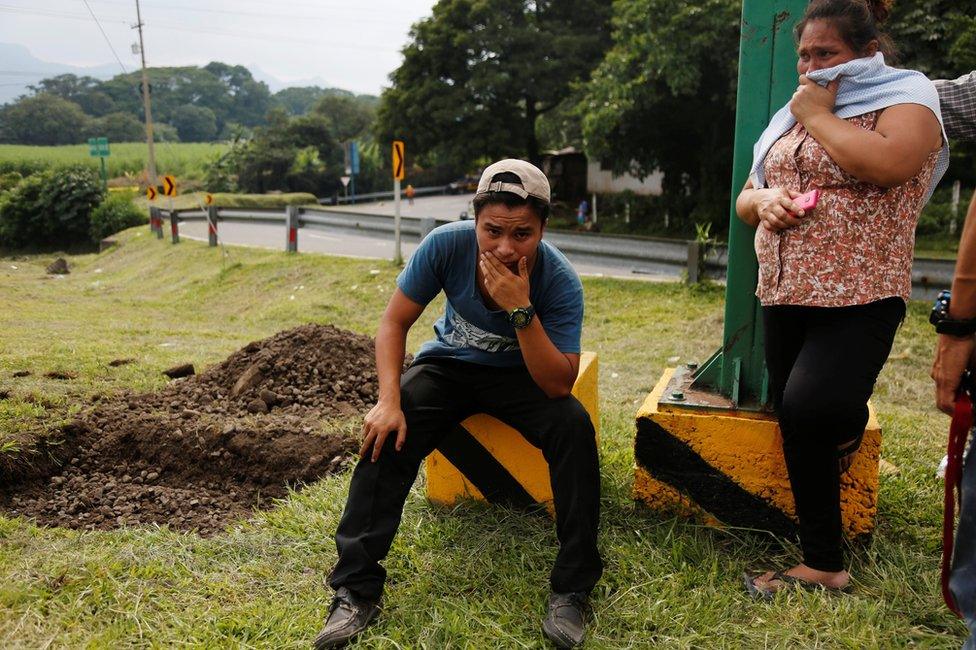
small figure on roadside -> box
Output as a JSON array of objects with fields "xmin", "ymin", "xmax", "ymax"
[
  {"xmin": 405, "ymin": 183, "xmax": 415, "ymax": 206},
  {"xmin": 313, "ymin": 159, "xmax": 601, "ymax": 649},
  {"xmin": 576, "ymin": 198, "xmax": 588, "ymax": 226},
  {"xmin": 930, "ymin": 67, "xmax": 976, "ymax": 648},
  {"xmin": 736, "ymin": 0, "xmax": 947, "ymax": 598}
]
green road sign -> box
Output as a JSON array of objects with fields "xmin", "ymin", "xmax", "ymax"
[
  {"xmin": 88, "ymin": 137, "xmax": 110, "ymax": 158},
  {"xmin": 689, "ymin": 0, "xmax": 807, "ymax": 409}
]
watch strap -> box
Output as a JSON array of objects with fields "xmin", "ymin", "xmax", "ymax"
[{"xmin": 936, "ymin": 318, "xmax": 976, "ymax": 337}]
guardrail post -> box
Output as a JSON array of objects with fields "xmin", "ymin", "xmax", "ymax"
[
  {"xmin": 169, "ymin": 210, "xmax": 179, "ymax": 244},
  {"xmin": 286, "ymin": 205, "xmax": 298, "ymax": 252},
  {"xmin": 207, "ymin": 205, "xmax": 218, "ymax": 247},
  {"xmin": 419, "ymin": 217, "xmax": 437, "ymax": 240},
  {"xmin": 149, "ymin": 206, "xmax": 160, "ymax": 238},
  {"xmin": 686, "ymin": 241, "xmax": 701, "ymax": 284}
]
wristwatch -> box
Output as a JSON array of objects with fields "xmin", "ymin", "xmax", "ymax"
[
  {"xmin": 508, "ymin": 305, "xmax": 535, "ymax": 329},
  {"xmin": 930, "ymin": 290, "xmax": 976, "ymax": 337}
]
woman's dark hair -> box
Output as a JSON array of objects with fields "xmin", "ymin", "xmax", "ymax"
[
  {"xmin": 472, "ymin": 172, "xmax": 550, "ymax": 223},
  {"xmin": 795, "ymin": 0, "xmax": 896, "ymax": 60}
]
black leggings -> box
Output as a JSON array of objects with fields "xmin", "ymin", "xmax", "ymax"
[{"xmin": 763, "ymin": 297, "xmax": 905, "ymax": 572}]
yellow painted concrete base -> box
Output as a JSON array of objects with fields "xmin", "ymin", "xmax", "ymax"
[
  {"xmin": 426, "ymin": 352, "xmax": 599, "ymax": 512},
  {"xmin": 633, "ymin": 368, "xmax": 881, "ymax": 539}
]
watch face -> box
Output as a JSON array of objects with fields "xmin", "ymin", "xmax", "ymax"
[{"xmin": 511, "ymin": 310, "xmax": 531, "ymax": 328}]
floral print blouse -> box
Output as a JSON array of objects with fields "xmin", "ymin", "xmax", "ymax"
[{"xmin": 755, "ymin": 111, "xmax": 939, "ymax": 307}]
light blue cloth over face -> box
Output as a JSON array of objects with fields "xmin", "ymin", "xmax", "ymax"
[{"xmin": 749, "ymin": 52, "xmax": 949, "ymax": 201}]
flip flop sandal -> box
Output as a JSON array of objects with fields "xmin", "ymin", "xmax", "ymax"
[{"xmin": 743, "ymin": 571, "xmax": 851, "ymax": 600}]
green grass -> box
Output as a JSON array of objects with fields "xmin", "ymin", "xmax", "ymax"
[
  {"xmin": 916, "ymin": 234, "xmax": 962, "ymax": 260},
  {"xmin": 0, "ymin": 229, "xmax": 966, "ymax": 647},
  {"xmin": 0, "ymin": 142, "xmax": 227, "ymax": 180}
]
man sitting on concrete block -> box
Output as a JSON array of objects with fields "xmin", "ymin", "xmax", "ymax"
[{"xmin": 313, "ymin": 159, "xmax": 602, "ymax": 649}]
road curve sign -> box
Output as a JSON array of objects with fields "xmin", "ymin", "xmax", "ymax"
[
  {"xmin": 392, "ymin": 140, "xmax": 405, "ymax": 180},
  {"xmin": 162, "ymin": 175, "xmax": 177, "ymax": 197},
  {"xmin": 146, "ymin": 186, "xmax": 157, "ymax": 201}
]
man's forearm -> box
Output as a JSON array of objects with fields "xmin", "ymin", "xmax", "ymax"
[
  {"xmin": 951, "ymin": 189, "xmax": 976, "ymax": 319},
  {"xmin": 374, "ymin": 317, "xmax": 408, "ymax": 405},
  {"xmin": 516, "ymin": 319, "xmax": 576, "ymax": 399}
]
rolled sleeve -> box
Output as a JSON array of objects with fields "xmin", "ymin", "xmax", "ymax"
[{"xmin": 935, "ymin": 71, "xmax": 976, "ymax": 142}]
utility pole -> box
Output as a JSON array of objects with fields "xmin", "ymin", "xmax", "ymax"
[{"xmin": 133, "ymin": 0, "xmax": 158, "ymax": 186}]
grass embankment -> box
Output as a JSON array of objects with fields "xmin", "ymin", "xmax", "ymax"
[
  {"xmin": 0, "ymin": 142, "xmax": 226, "ymax": 180},
  {"xmin": 0, "ymin": 230, "xmax": 964, "ymax": 647},
  {"xmin": 134, "ymin": 192, "xmax": 319, "ymax": 212}
]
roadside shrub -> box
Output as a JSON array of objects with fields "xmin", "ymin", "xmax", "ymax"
[
  {"xmin": 0, "ymin": 166, "xmax": 104, "ymax": 249},
  {"xmin": 916, "ymin": 185, "xmax": 973, "ymax": 237},
  {"xmin": 203, "ymin": 148, "xmax": 238, "ymax": 192},
  {"xmin": 90, "ymin": 192, "xmax": 145, "ymax": 241},
  {"xmin": 0, "ymin": 171, "xmax": 22, "ymax": 193}
]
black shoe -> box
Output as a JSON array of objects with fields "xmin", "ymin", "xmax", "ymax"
[
  {"xmin": 542, "ymin": 591, "xmax": 590, "ymax": 648},
  {"xmin": 312, "ymin": 587, "xmax": 381, "ymax": 649}
]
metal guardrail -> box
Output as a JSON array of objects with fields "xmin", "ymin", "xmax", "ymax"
[
  {"xmin": 150, "ymin": 205, "xmax": 451, "ymax": 251},
  {"xmin": 325, "ymin": 184, "xmax": 449, "ymax": 206},
  {"xmin": 148, "ymin": 205, "xmax": 954, "ymax": 297}
]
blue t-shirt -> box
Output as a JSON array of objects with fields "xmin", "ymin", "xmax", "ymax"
[{"xmin": 397, "ymin": 220, "xmax": 583, "ymax": 368}]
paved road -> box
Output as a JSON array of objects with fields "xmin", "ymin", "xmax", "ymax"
[
  {"xmin": 178, "ymin": 219, "xmax": 674, "ymax": 282},
  {"xmin": 334, "ymin": 192, "xmax": 474, "ymax": 221}
]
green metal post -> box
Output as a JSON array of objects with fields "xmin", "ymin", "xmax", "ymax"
[
  {"xmin": 690, "ymin": 0, "xmax": 807, "ymax": 409},
  {"xmin": 100, "ymin": 156, "xmax": 108, "ymax": 191}
]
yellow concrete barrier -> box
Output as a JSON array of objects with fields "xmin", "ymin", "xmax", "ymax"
[
  {"xmin": 426, "ymin": 352, "xmax": 599, "ymax": 512},
  {"xmin": 633, "ymin": 368, "xmax": 880, "ymax": 539}
]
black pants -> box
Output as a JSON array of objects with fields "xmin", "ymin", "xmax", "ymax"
[
  {"xmin": 328, "ymin": 358, "xmax": 603, "ymax": 601},
  {"xmin": 763, "ymin": 297, "xmax": 904, "ymax": 572}
]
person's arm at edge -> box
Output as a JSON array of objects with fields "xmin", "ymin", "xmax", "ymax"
[
  {"xmin": 934, "ymin": 72, "xmax": 976, "ymax": 142},
  {"xmin": 933, "ymin": 188, "xmax": 976, "ymax": 414},
  {"xmin": 360, "ymin": 288, "xmax": 425, "ymax": 461}
]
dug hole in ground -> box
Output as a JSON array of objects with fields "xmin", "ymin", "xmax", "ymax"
[{"xmin": 0, "ymin": 324, "xmax": 407, "ymax": 537}]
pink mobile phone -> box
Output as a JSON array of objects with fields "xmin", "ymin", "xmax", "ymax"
[{"xmin": 794, "ymin": 188, "xmax": 820, "ymax": 212}]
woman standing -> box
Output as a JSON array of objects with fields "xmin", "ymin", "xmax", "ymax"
[{"xmin": 737, "ymin": 0, "xmax": 947, "ymax": 597}]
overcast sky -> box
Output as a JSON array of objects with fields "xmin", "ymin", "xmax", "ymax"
[{"xmin": 0, "ymin": 0, "xmax": 438, "ymax": 95}]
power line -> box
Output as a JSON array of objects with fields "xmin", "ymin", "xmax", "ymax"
[
  {"xmin": 0, "ymin": 3, "xmax": 128, "ymax": 24},
  {"xmin": 146, "ymin": 20, "xmax": 396, "ymax": 51},
  {"xmin": 84, "ymin": 0, "xmax": 410, "ymax": 28},
  {"xmin": 81, "ymin": 0, "xmax": 128, "ymax": 74},
  {"xmin": 0, "ymin": 5, "xmax": 399, "ymax": 52}
]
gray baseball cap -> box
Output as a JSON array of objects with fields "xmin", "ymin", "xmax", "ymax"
[{"xmin": 475, "ymin": 159, "xmax": 550, "ymax": 204}]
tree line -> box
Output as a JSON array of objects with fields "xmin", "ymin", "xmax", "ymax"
[{"xmin": 0, "ymin": 63, "xmax": 377, "ymax": 146}]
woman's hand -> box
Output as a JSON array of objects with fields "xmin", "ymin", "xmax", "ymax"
[
  {"xmin": 790, "ymin": 76, "xmax": 839, "ymax": 126},
  {"xmin": 753, "ymin": 188, "xmax": 807, "ymax": 232},
  {"xmin": 360, "ymin": 399, "xmax": 407, "ymax": 462}
]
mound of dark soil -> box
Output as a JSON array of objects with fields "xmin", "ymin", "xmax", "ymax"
[{"xmin": 0, "ymin": 324, "xmax": 395, "ymax": 536}]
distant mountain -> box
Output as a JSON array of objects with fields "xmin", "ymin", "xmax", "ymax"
[
  {"xmin": 247, "ymin": 64, "xmax": 336, "ymax": 94},
  {"xmin": 0, "ymin": 43, "xmax": 120, "ymax": 105}
]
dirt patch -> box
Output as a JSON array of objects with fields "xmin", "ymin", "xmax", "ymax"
[
  {"xmin": 44, "ymin": 370, "xmax": 77, "ymax": 380},
  {"xmin": 0, "ymin": 324, "xmax": 396, "ymax": 536},
  {"xmin": 46, "ymin": 257, "xmax": 69, "ymax": 275}
]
